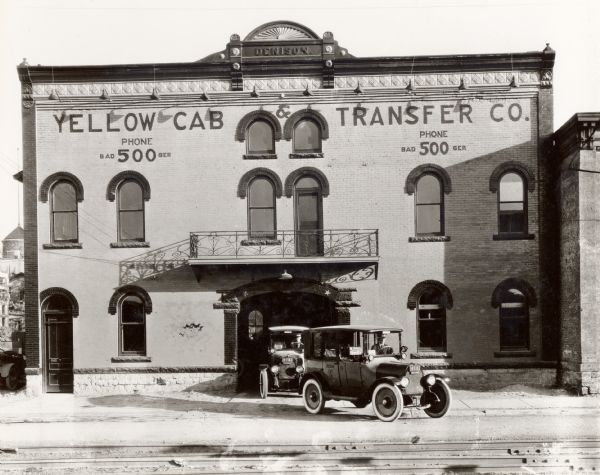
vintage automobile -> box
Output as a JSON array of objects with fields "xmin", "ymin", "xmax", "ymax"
[
  {"xmin": 299, "ymin": 325, "xmax": 452, "ymax": 422},
  {"xmin": 259, "ymin": 326, "xmax": 308, "ymax": 399},
  {"xmin": 0, "ymin": 348, "xmax": 26, "ymax": 390}
]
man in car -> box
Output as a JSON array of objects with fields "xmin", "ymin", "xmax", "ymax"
[
  {"xmin": 291, "ymin": 333, "xmax": 304, "ymax": 351},
  {"xmin": 371, "ymin": 333, "xmax": 393, "ymax": 355}
]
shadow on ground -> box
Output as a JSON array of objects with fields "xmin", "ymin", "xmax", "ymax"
[{"xmin": 86, "ymin": 393, "xmax": 376, "ymax": 422}]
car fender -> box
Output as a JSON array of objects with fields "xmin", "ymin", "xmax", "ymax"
[
  {"xmin": 0, "ymin": 362, "xmax": 15, "ymax": 378},
  {"xmin": 298, "ymin": 372, "xmax": 330, "ymax": 395},
  {"xmin": 368, "ymin": 376, "xmax": 404, "ymax": 398}
]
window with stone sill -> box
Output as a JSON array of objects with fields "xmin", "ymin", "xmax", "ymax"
[
  {"xmin": 248, "ymin": 176, "xmax": 277, "ymax": 240},
  {"xmin": 417, "ymin": 287, "xmax": 447, "ymax": 352},
  {"xmin": 119, "ymin": 294, "xmax": 146, "ymax": 356},
  {"xmin": 247, "ymin": 119, "xmax": 275, "ymax": 156},
  {"xmin": 293, "ymin": 118, "xmax": 321, "ymax": 154},
  {"xmin": 50, "ymin": 180, "xmax": 79, "ymax": 244},
  {"xmin": 117, "ymin": 179, "xmax": 145, "ymax": 243},
  {"xmin": 415, "ymin": 173, "xmax": 445, "ymax": 238},
  {"xmin": 498, "ymin": 288, "xmax": 530, "ymax": 351}
]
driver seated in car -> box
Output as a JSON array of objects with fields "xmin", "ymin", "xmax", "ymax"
[
  {"xmin": 371, "ymin": 334, "xmax": 393, "ymax": 355},
  {"xmin": 291, "ymin": 334, "xmax": 304, "ymax": 350}
]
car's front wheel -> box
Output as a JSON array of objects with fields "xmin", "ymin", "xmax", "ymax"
[
  {"xmin": 259, "ymin": 369, "xmax": 268, "ymax": 399},
  {"xmin": 423, "ymin": 379, "xmax": 452, "ymax": 418},
  {"xmin": 372, "ymin": 382, "xmax": 403, "ymax": 422},
  {"xmin": 302, "ymin": 378, "xmax": 325, "ymax": 414}
]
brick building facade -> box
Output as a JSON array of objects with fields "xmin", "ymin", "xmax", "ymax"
[{"xmin": 18, "ymin": 21, "xmax": 564, "ymax": 395}]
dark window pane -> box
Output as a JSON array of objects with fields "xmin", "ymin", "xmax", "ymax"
[
  {"xmin": 500, "ymin": 173, "xmax": 524, "ymax": 202},
  {"xmin": 416, "ymin": 175, "xmax": 441, "ymax": 204},
  {"xmin": 296, "ymin": 176, "xmax": 319, "ymax": 189},
  {"xmin": 249, "ymin": 178, "xmax": 274, "ymax": 207},
  {"xmin": 121, "ymin": 296, "xmax": 144, "ymax": 323},
  {"xmin": 294, "ymin": 119, "xmax": 321, "ymax": 152},
  {"xmin": 45, "ymin": 295, "xmax": 71, "ymax": 311},
  {"xmin": 248, "ymin": 120, "xmax": 274, "ymax": 154},
  {"xmin": 53, "ymin": 212, "xmax": 78, "ymax": 241},
  {"xmin": 119, "ymin": 211, "xmax": 144, "ymax": 240},
  {"xmin": 249, "ymin": 209, "xmax": 275, "ymax": 237},
  {"xmin": 419, "ymin": 288, "xmax": 443, "ymax": 306},
  {"xmin": 417, "ymin": 311, "xmax": 446, "ymax": 350},
  {"xmin": 122, "ymin": 325, "xmax": 145, "ymax": 353},
  {"xmin": 297, "ymin": 193, "xmax": 319, "ymax": 230},
  {"xmin": 52, "ymin": 182, "xmax": 77, "ymax": 211},
  {"xmin": 500, "ymin": 288, "xmax": 526, "ymax": 304},
  {"xmin": 499, "ymin": 210, "xmax": 525, "ymax": 233},
  {"xmin": 416, "ymin": 204, "xmax": 441, "ymax": 234},
  {"xmin": 119, "ymin": 181, "xmax": 143, "ymax": 210}
]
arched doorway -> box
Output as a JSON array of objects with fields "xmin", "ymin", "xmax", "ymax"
[
  {"xmin": 42, "ymin": 294, "xmax": 74, "ymax": 393},
  {"xmin": 236, "ymin": 289, "xmax": 335, "ymax": 390}
]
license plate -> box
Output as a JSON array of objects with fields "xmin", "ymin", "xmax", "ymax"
[
  {"xmin": 408, "ymin": 363, "xmax": 420, "ymax": 373},
  {"xmin": 282, "ymin": 357, "xmax": 294, "ymax": 365}
]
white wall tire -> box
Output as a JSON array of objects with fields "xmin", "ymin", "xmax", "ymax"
[
  {"xmin": 372, "ymin": 382, "xmax": 403, "ymax": 422},
  {"xmin": 423, "ymin": 379, "xmax": 452, "ymax": 418},
  {"xmin": 259, "ymin": 369, "xmax": 268, "ymax": 399},
  {"xmin": 302, "ymin": 378, "xmax": 325, "ymax": 414}
]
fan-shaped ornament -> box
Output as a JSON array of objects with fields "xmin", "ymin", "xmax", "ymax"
[{"xmin": 244, "ymin": 22, "xmax": 320, "ymax": 41}]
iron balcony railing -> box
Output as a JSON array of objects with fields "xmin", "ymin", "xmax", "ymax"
[{"xmin": 189, "ymin": 229, "xmax": 379, "ymax": 260}]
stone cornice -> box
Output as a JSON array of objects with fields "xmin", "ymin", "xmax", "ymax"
[{"xmin": 553, "ymin": 112, "xmax": 600, "ymax": 158}]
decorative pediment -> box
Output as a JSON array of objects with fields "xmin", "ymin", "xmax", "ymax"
[{"xmin": 244, "ymin": 21, "xmax": 319, "ymax": 41}]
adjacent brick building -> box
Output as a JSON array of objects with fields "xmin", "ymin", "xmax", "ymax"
[
  {"xmin": 18, "ymin": 21, "xmax": 563, "ymax": 395},
  {"xmin": 553, "ymin": 113, "xmax": 600, "ymax": 395}
]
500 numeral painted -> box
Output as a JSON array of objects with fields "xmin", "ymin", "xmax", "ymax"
[{"xmin": 118, "ymin": 148, "xmax": 157, "ymax": 162}]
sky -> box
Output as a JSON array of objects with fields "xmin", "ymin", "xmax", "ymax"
[{"xmin": 0, "ymin": 0, "xmax": 599, "ymax": 241}]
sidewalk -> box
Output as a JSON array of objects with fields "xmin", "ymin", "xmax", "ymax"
[{"xmin": 0, "ymin": 385, "xmax": 598, "ymax": 448}]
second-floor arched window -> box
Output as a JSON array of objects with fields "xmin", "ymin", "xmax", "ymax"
[
  {"xmin": 498, "ymin": 172, "xmax": 526, "ymax": 235},
  {"xmin": 415, "ymin": 173, "xmax": 444, "ymax": 236},
  {"xmin": 51, "ymin": 180, "xmax": 78, "ymax": 243},
  {"xmin": 118, "ymin": 179, "xmax": 145, "ymax": 242},
  {"xmin": 248, "ymin": 176, "xmax": 276, "ymax": 239},
  {"xmin": 293, "ymin": 119, "xmax": 321, "ymax": 153},
  {"xmin": 247, "ymin": 119, "xmax": 275, "ymax": 155}
]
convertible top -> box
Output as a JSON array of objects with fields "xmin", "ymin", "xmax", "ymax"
[
  {"xmin": 309, "ymin": 325, "xmax": 403, "ymax": 333},
  {"xmin": 268, "ymin": 326, "xmax": 309, "ymax": 333}
]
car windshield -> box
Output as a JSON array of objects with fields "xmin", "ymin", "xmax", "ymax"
[
  {"xmin": 270, "ymin": 332, "xmax": 304, "ymax": 352},
  {"xmin": 364, "ymin": 331, "xmax": 402, "ymax": 357}
]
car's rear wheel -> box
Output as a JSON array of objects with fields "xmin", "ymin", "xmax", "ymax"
[
  {"xmin": 6, "ymin": 365, "xmax": 22, "ymax": 391},
  {"xmin": 372, "ymin": 382, "xmax": 403, "ymax": 422},
  {"xmin": 259, "ymin": 369, "xmax": 268, "ymax": 399},
  {"xmin": 302, "ymin": 378, "xmax": 325, "ymax": 414},
  {"xmin": 423, "ymin": 379, "xmax": 452, "ymax": 418}
]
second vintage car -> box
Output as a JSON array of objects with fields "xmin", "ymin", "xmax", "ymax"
[
  {"xmin": 299, "ymin": 325, "xmax": 452, "ymax": 421},
  {"xmin": 259, "ymin": 326, "xmax": 308, "ymax": 398}
]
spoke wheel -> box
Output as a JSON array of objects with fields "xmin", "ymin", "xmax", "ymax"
[
  {"xmin": 423, "ymin": 379, "xmax": 452, "ymax": 418},
  {"xmin": 372, "ymin": 382, "xmax": 403, "ymax": 422},
  {"xmin": 302, "ymin": 379, "xmax": 325, "ymax": 414},
  {"xmin": 259, "ymin": 369, "xmax": 268, "ymax": 399}
]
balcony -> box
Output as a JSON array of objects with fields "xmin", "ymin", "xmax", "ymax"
[{"xmin": 188, "ymin": 229, "xmax": 379, "ymax": 265}]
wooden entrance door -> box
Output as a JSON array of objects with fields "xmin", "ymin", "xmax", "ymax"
[{"xmin": 43, "ymin": 296, "xmax": 74, "ymax": 393}]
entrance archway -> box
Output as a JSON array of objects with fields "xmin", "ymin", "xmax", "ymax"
[{"xmin": 237, "ymin": 290, "xmax": 335, "ymax": 390}]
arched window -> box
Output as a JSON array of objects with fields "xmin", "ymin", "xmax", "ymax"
[
  {"xmin": 498, "ymin": 172, "xmax": 526, "ymax": 235},
  {"xmin": 248, "ymin": 309, "xmax": 264, "ymax": 340},
  {"xmin": 248, "ymin": 176, "xmax": 276, "ymax": 239},
  {"xmin": 294, "ymin": 175, "xmax": 324, "ymax": 257},
  {"xmin": 417, "ymin": 287, "xmax": 447, "ymax": 351},
  {"xmin": 415, "ymin": 174, "xmax": 444, "ymax": 236},
  {"xmin": 119, "ymin": 294, "xmax": 146, "ymax": 355},
  {"xmin": 293, "ymin": 119, "xmax": 321, "ymax": 153},
  {"xmin": 498, "ymin": 288, "xmax": 529, "ymax": 350},
  {"xmin": 247, "ymin": 120, "xmax": 275, "ymax": 155},
  {"xmin": 117, "ymin": 180, "xmax": 145, "ymax": 242},
  {"xmin": 50, "ymin": 180, "xmax": 78, "ymax": 243}
]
